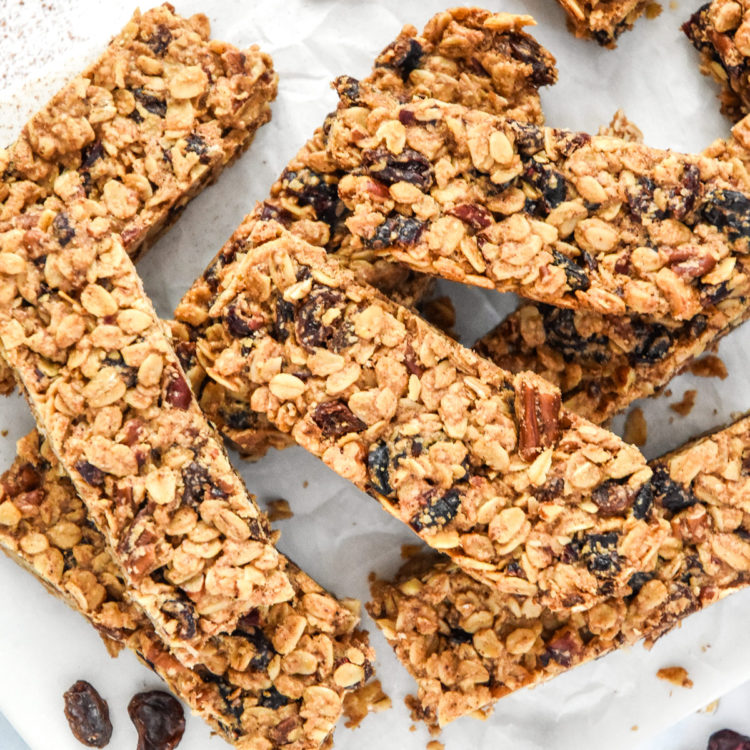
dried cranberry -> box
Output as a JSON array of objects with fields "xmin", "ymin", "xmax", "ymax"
[
  {"xmin": 165, "ymin": 371, "xmax": 191, "ymax": 410},
  {"xmin": 543, "ymin": 630, "xmax": 580, "ymax": 667},
  {"xmin": 708, "ymin": 730, "xmax": 750, "ymax": 750},
  {"xmin": 362, "ymin": 147, "xmax": 433, "ymax": 190},
  {"xmin": 76, "ymin": 462, "xmax": 106, "ymax": 487},
  {"xmin": 411, "ymin": 489, "xmax": 462, "ymax": 530},
  {"xmin": 551, "ymin": 250, "xmax": 590, "ymax": 292},
  {"xmin": 367, "ymin": 213, "xmax": 425, "ymax": 249},
  {"xmin": 448, "ymin": 203, "xmax": 493, "ymax": 231},
  {"xmin": 312, "ymin": 401, "xmax": 366, "ymax": 438},
  {"xmin": 367, "ymin": 441, "xmax": 393, "ymax": 496},
  {"xmin": 63, "ymin": 680, "xmax": 112, "ymax": 748},
  {"xmin": 128, "ymin": 691, "xmax": 185, "ymax": 750}
]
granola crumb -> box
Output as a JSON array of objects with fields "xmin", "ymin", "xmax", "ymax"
[
  {"xmin": 657, "ymin": 666, "xmax": 693, "ymax": 688},
  {"xmin": 689, "ymin": 355, "xmax": 728, "ymax": 380},
  {"xmin": 646, "ymin": 2, "xmax": 663, "ymax": 18},
  {"xmin": 419, "ymin": 296, "xmax": 456, "ymax": 338},
  {"xmin": 342, "ymin": 679, "xmax": 392, "ymax": 729},
  {"xmin": 670, "ymin": 390, "xmax": 697, "ymax": 416},
  {"xmin": 368, "ymin": 571, "xmax": 377, "ymax": 583},
  {"xmin": 1, "ymin": 430, "xmax": 7, "ymax": 437},
  {"xmin": 401, "ymin": 544, "xmax": 424, "ymax": 559},
  {"xmin": 409, "ymin": 725, "xmax": 417, "ymax": 732},
  {"xmin": 427, "ymin": 742, "xmax": 445, "ymax": 750},
  {"xmin": 669, "ymin": 0, "xmax": 678, "ymax": 8},
  {"xmin": 702, "ymin": 699, "xmax": 720, "ymax": 714},
  {"xmin": 623, "ymin": 407, "xmax": 648, "ymax": 446},
  {"xmin": 665, "ymin": 389, "xmax": 673, "ymax": 398},
  {"xmin": 631, "ymin": 725, "xmax": 639, "ymax": 731},
  {"xmin": 266, "ymin": 498, "xmax": 293, "ymax": 522},
  {"xmin": 302, "ymin": 480, "xmax": 309, "ymax": 488}
]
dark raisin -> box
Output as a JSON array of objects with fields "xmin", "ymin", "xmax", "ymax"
[
  {"xmin": 708, "ymin": 730, "xmax": 750, "ymax": 750},
  {"xmin": 129, "ymin": 107, "xmax": 144, "ymax": 124},
  {"xmin": 592, "ymin": 480, "xmax": 633, "ymax": 516},
  {"xmin": 76, "ymin": 461, "xmax": 105, "ymax": 487},
  {"xmin": 368, "ymin": 441, "xmax": 392, "ymax": 496},
  {"xmin": 362, "ymin": 147, "xmax": 433, "ymax": 190},
  {"xmin": 582, "ymin": 532, "xmax": 620, "ymax": 577},
  {"xmin": 448, "ymin": 627, "xmax": 473, "ymax": 644},
  {"xmin": 133, "ymin": 88, "xmax": 167, "ymax": 118},
  {"xmin": 543, "ymin": 631, "xmax": 580, "ymax": 668},
  {"xmin": 146, "ymin": 24, "xmax": 172, "ymax": 56},
  {"xmin": 632, "ymin": 483, "xmax": 654, "ymax": 519},
  {"xmin": 412, "ymin": 489, "xmax": 462, "ymax": 531},
  {"xmin": 312, "ymin": 401, "xmax": 366, "ymax": 438},
  {"xmin": 80, "ymin": 140, "xmax": 103, "ymax": 169},
  {"xmin": 700, "ymin": 280, "xmax": 731, "ymax": 307},
  {"xmin": 185, "ymin": 133, "xmax": 209, "ymax": 162},
  {"xmin": 294, "ymin": 286, "xmax": 357, "ymax": 352},
  {"xmin": 63, "ymin": 681, "xmax": 112, "ymax": 748},
  {"xmin": 522, "ymin": 162, "xmax": 567, "ymax": 212},
  {"xmin": 258, "ymin": 201, "xmax": 292, "ymax": 225},
  {"xmin": 626, "ymin": 571, "xmax": 654, "ymax": 599},
  {"xmin": 627, "ymin": 176, "xmax": 664, "ymax": 220},
  {"xmin": 52, "ymin": 212, "xmax": 75, "ymax": 246},
  {"xmin": 272, "ymin": 298, "xmax": 295, "ymax": 342},
  {"xmin": 651, "ymin": 465, "xmax": 696, "ymax": 512},
  {"xmin": 181, "ymin": 461, "xmax": 225, "ymax": 506},
  {"xmin": 161, "ymin": 599, "xmax": 197, "ymax": 640},
  {"xmin": 506, "ymin": 32, "xmax": 556, "ymax": 86},
  {"xmin": 628, "ymin": 321, "xmax": 672, "ymax": 365},
  {"xmin": 367, "ymin": 213, "xmax": 425, "ymax": 249},
  {"xmin": 666, "ymin": 163, "xmax": 701, "ymax": 220},
  {"xmin": 165, "ymin": 370, "xmax": 191, "ymax": 409},
  {"xmin": 552, "ymin": 250, "xmax": 590, "ymax": 292},
  {"xmin": 221, "ymin": 405, "xmax": 257, "ymax": 431},
  {"xmin": 507, "ymin": 121, "xmax": 544, "ymax": 156},
  {"xmin": 281, "ymin": 168, "xmax": 341, "ymax": 226},
  {"xmin": 377, "ymin": 36, "xmax": 423, "ymax": 80},
  {"xmin": 257, "ymin": 686, "xmax": 289, "ymax": 709},
  {"xmin": 563, "ymin": 537, "xmax": 584, "ymax": 564},
  {"xmin": 540, "ymin": 305, "xmax": 610, "ymax": 364},
  {"xmin": 224, "ymin": 304, "xmax": 262, "ymax": 338},
  {"xmin": 702, "ymin": 189, "xmax": 750, "ymax": 240},
  {"xmin": 448, "ymin": 203, "xmax": 492, "ymax": 231},
  {"xmin": 128, "ymin": 691, "xmax": 185, "ymax": 750},
  {"xmin": 333, "ymin": 75, "xmax": 362, "ymax": 106},
  {"xmin": 234, "ymin": 625, "xmax": 274, "ymax": 670},
  {"xmin": 552, "ymin": 130, "xmax": 592, "ymax": 158}
]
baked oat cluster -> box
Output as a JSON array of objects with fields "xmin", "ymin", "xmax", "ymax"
[{"xmin": 2, "ymin": 2, "xmax": 750, "ymax": 748}]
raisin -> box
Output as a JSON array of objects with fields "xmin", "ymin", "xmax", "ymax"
[
  {"xmin": 165, "ymin": 370, "xmax": 191, "ymax": 409},
  {"xmin": 708, "ymin": 730, "xmax": 750, "ymax": 750},
  {"xmin": 146, "ymin": 24, "xmax": 172, "ymax": 56},
  {"xmin": 507, "ymin": 121, "xmax": 544, "ymax": 156},
  {"xmin": 667, "ymin": 163, "xmax": 701, "ymax": 220},
  {"xmin": 76, "ymin": 461, "xmax": 105, "ymax": 487},
  {"xmin": 626, "ymin": 571, "xmax": 654, "ymax": 599},
  {"xmin": 333, "ymin": 75, "xmax": 362, "ymax": 106},
  {"xmin": 627, "ymin": 177, "xmax": 664, "ymax": 220},
  {"xmin": 447, "ymin": 203, "xmax": 493, "ymax": 231},
  {"xmin": 272, "ymin": 298, "xmax": 295, "ymax": 342},
  {"xmin": 700, "ymin": 280, "xmax": 731, "ymax": 306},
  {"xmin": 628, "ymin": 321, "xmax": 672, "ymax": 364},
  {"xmin": 367, "ymin": 441, "xmax": 392, "ymax": 496},
  {"xmin": 651, "ymin": 465, "xmax": 696, "ymax": 512},
  {"xmin": 312, "ymin": 401, "xmax": 366, "ymax": 438},
  {"xmin": 506, "ymin": 32, "xmax": 556, "ymax": 86},
  {"xmin": 632, "ymin": 483, "xmax": 654, "ymax": 519},
  {"xmin": 133, "ymin": 88, "xmax": 167, "ymax": 118},
  {"xmin": 185, "ymin": 133, "xmax": 209, "ymax": 162},
  {"xmin": 362, "ymin": 147, "xmax": 433, "ymax": 190},
  {"xmin": 702, "ymin": 189, "xmax": 750, "ymax": 240},
  {"xmin": 63, "ymin": 681, "xmax": 112, "ymax": 748},
  {"xmin": 411, "ymin": 489, "xmax": 462, "ymax": 530},
  {"xmin": 128, "ymin": 691, "xmax": 185, "ymax": 750},
  {"xmin": 235, "ymin": 625, "xmax": 274, "ymax": 670},
  {"xmin": 448, "ymin": 627, "xmax": 473, "ymax": 644},
  {"xmin": 582, "ymin": 532, "xmax": 620, "ymax": 577},
  {"xmin": 129, "ymin": 108, "xmax": 144, "ymax": 124},
  {"xmin": 378, "ymin": 36, "xmax": 423, "ymax": 80},
  {"xmin": 367, "ymin": 213, "xmax": 425, "ymax": 249},
  {"xmin": 543, "ymin": 631, "xmax": 580, "ymax": 668},
  {"xmin": 224, "ymin": 304, "xmax": 262, "ymax": 338},
  {"xmin": 295, "ymin": 287, "xmax": 349, "ymax": 351},
  {"xmin": 3, "ymin": 462, "xmax": 41, "ymax": 494},
  {"xmin": 181, "ymin": 461, "xmax": 225, "ymax": 506},
  {"xmin": 257, "ymin": 686, "xmax": 289, "ymax": 709},
  {"xmin": 161, "ymin": 599, "xmax": 197, "ymax": 640},
  {"xmin": 540, "ymin": 305, "xmax": 610, "ymax": 364},
  {"xmin": 281, "ymin": 168, "xmax": 341, "ymax": 226},
  {"xmin": 52, "ymin": 212, "xmax": 75, "ymax": 246},
  {"xmin": 552, "ymin": 130, "xmax": 592, "ymax": 158},
  {"xmin": 551, "ymin": 250, "xmax": 590, "ymax": 292},
  {"xmin": 592, "ymin": 480, "xmax": 633, "ymax": 516},
  {"xmin": 522, "ymin": 162, "xmax": 567, "ymax": 212},
  {"xmin": 80, "ymin": 140, "xmax": 103, "ymax": 169}
]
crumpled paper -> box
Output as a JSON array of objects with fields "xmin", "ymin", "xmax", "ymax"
[{"xmin": 0, "ymin": 1, "xmax": 747, "ymax": 749}]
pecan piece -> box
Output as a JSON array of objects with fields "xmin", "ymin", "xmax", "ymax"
[{"xmin": 515, "ymin": 377, "xmax": 561, "ymax": 460}]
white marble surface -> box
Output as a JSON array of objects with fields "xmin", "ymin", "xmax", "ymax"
[{"xmin": 1, "ymin": 1, "xmax": 749, "ymax": 749}]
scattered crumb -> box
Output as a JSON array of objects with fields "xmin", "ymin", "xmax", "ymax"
[
  {"xmin": 669, "ymin": 0, "xmax": 678, "ymax": 8},
  {"xmin": 664, "ymin": 388, "xmax": 673, "ymax": 398},
  {"xmin": 302, "ymin": 480, "xmax": 309, "ymax": 488},
  {"xmin": 670, "ymin": 389, "xmax": 697, "ymax": 416},
  {"xmin": 689, "ymin": 354, "xmax": 728, "ymax": 380},
  {"xmin": 342, "ymin": 679, "xmax": 392, "ymax": 729},
  {"xmin": 401, "ymin": 543, "xmax": 424, "ymax": 559},
  {"xmin": 657, "ymin": 666, "xmax": 693, "ymax": 688},
  {"xmin": 731, "ymin": 410, "xmax": 745, "ymax": 421},
  {"xmin": 631, "ymin": 725, "xmax": 639, "ymax": 731},
  {"xmin": 266, "ymin": 499, "xmax": 293, "ymax": 522},
  {"xmin": 646, "ymin": 2, "xmax": 663, "ymax": 18},
  {"xmin": 368, "ymin": 571, "xmax": 377, "ymax": 583},
  {"xmin": 420, "ymin": 296, "xmax": 456, "ymax": 338},
  {"xmin": 624, "ymin": 407, "xmax": 648, "ymax": 446},
  {"xmin": 427, "ymin": 742, "xmax": 444, "ymax": 750},
  {"xmin": 409, "ymin": 725, "xmax": 417, "ymax": 732},
  {"xmin": 1, "ymin": 429, "xmax": 7, "ymax": 437},
  {"xmin": 701, "ymin": 699, "xmax": 720, "ymax": 714}
]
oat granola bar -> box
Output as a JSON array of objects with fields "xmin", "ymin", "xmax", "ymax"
[
  {"xmin": 368, "ymin": 412, "xmax": 750, "ymax": 726},
  {"xmin": 177, "ymin": 226, "xmax": 666, "ymax": 614},
  {"xmin": 556, "ymin": 0, "xmax": 650, "ymax": 46},
  {"xmin": 474, "ymin": 116, "xmax": 750, "ymax": 424},
  {"xmin": 0, "ymin": 3, "xmax": 278, "ymax": 399},
  {"xmin": 684, "ymin": 0, "xmax": 750, "ymax": 121},
  {"xmin": 176, "ymin": 8, "xmax": 557, "ymax": 458},
  {"xmin": 0, "ymin": 432, "xmax": 374, "ymax": 749},
  {"xmin": 325, "ymin": 83, "xmax": 750, "ymax": 324}
]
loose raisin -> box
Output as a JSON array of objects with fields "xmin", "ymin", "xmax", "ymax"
[
  {"xmin": 312, "ymin": 401, "xmax": 366, "ymax": 438},
  {"xmin": 362, "ymin": 148, "xmax": 433, "ymax": 190},
  {"xmin": 63, "ymin": 680, "xmax": 112, "ymax": 748},
  {"xmin": 708, "ymin": 730, "xmax": 750, "ymax": 750},
  {"xmin": 128, "ymin": 691, "xmax": 185, "ymax": 750}
]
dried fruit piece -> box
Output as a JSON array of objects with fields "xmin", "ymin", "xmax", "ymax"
[
  {"xmin": 63, "ymin": 681, "xmax": 112, "ymax": 748},
  {"xmin": 708, "ymin": 729, "xmax": 750, "ymax": 750},
  {"xmin": 128, "ymin": 691, "xmax": 185, "ymax": 750},
  {"xmin": 312, "ymin": 401, "xmax": 367, "ymax": 438}
]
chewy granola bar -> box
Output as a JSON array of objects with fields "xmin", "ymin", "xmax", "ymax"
[
  {"xmin": 368, "ymin": 412, "xmax": 750, "ymax": 726},
  {"xmin": 556, "ymin": 0, "xmax": 649, "ymax": 47},
  {"xmin": 0, "ymin": 3, "xmax": 278, "ymax": 398},
  {"xmin": 176, "ymin": 226, "xmax": 666, "ymax": 614},
  {"xmin": 0, "ymin": 432, "xmax": 374, "ymax": 749},
  {"xmin": 474, "ymin": 115, "xmax": 750, "ymax": 424},
  {"xmin": 684, "ymin": 0, "xmax": 750, "ymax": 121},
  {"xmin": 176, "ymin": 8, "xmax": 557, "ymax": 459},
  {"xmin": 326, "ymin": 83, "xmax": 750, "ymax": 324}
]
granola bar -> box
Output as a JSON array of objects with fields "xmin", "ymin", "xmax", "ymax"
[
  {"xmin": 684, "ymin": 0, "xmax": 750, "ymax": 121},
  {"xmin": 176, "ymin": 8, "xmax": 557, "ymax": 459},
  {"xmin": 474, "ymin": 116, "xmax": 750, "ymax": 424},
  {"xmin": 177, "ymin": 226, "xmax": 665, "ymax": 614},
  {"xmin": 326, "ymin": 83, "xmax": 750, "ymax": 324},
  {"xmin": 0, "ymin": 432, "xmax": 374, "ymax": 749},
  {"xmin": 368, "ymin": 412, "xmax": 750, "ymax": 726},
  {"xmin": 0, "ymin": 3, "xmax": 278, "ymax": 399},
  {"xmin": 556, "ymin": 0, "xmax": 650, "ymax": 47}
]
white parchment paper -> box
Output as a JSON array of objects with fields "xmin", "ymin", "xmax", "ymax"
[{"xmin": 0, "ymin": 1, "xmax": 748, "ymax": 749}]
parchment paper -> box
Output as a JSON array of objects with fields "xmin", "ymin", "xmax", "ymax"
[{"xmin": 0, "ymin": 1, "xmax": 748, "ymax": 748}]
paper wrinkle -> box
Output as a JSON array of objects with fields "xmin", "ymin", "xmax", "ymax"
[{"xmin": 0, "ymin": 1, "xmax": 748, "ymax": 749}]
